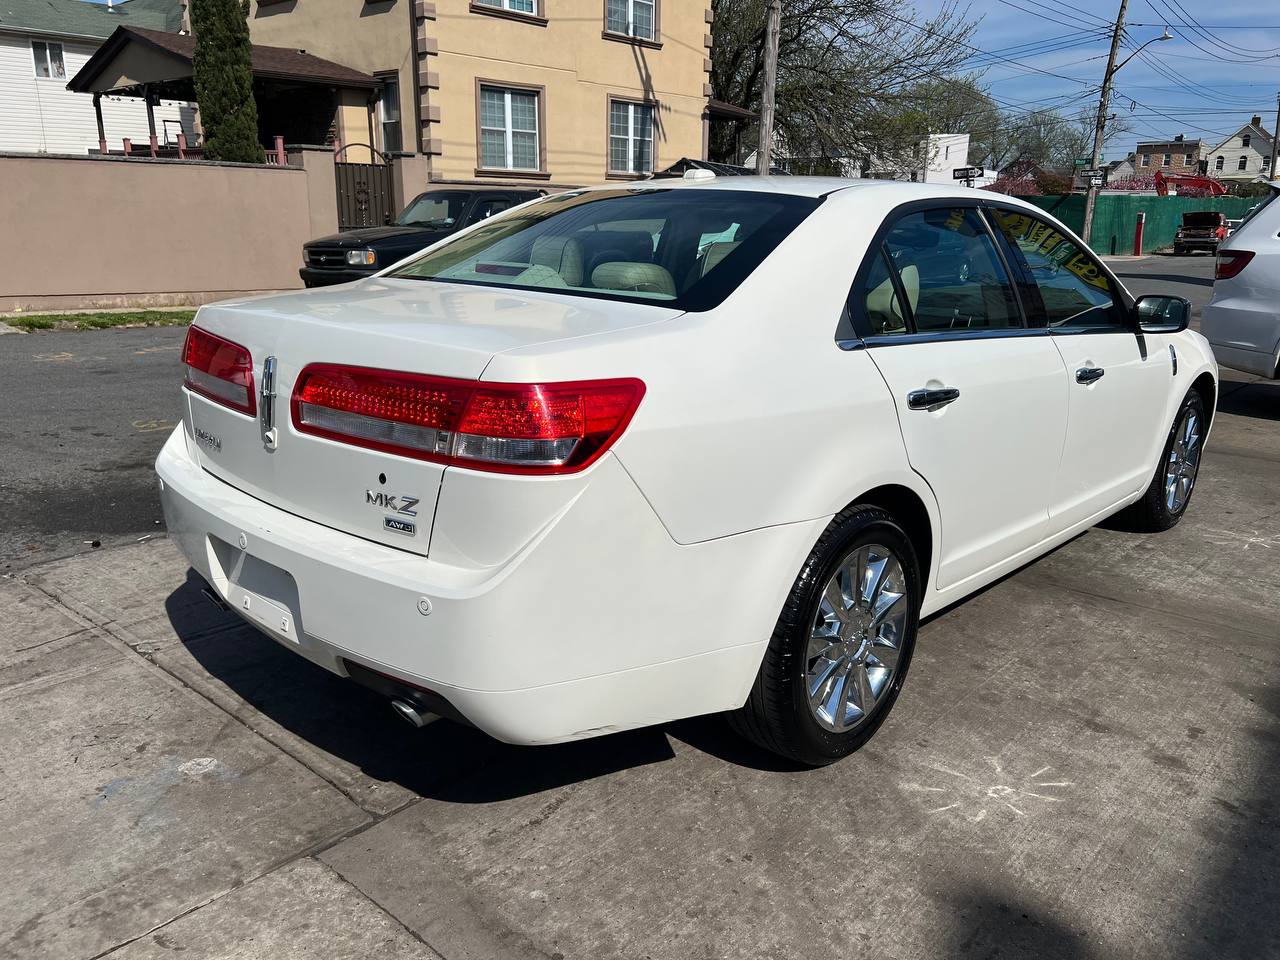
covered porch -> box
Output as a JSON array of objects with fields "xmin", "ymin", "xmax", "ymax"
[{"xmin": 67, "ymin": 25, "xmax": 378, "ymax": 161}]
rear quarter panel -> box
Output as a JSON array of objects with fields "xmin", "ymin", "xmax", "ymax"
[{"xmin": 481, "ymin": 189, "xmax": 937, "ymax": 548}]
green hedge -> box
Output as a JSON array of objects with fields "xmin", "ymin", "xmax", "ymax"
[{"xmin": 1017, "ymin": 194, "xmax": 1258, "ymax": 255}]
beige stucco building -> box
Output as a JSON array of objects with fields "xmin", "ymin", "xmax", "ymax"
[{"xmin": 248, "ymin": 0, "xmax": 713, "ymax": 186}]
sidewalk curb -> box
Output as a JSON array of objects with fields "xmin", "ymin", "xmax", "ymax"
[{"xmin": 0, "ymin": 321, "xmax": 26, "ymax": 335}]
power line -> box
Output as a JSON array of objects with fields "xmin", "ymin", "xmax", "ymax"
[{"xmin": 1150, "ymin": 0, "xmax": 1280, "ymax": 54}]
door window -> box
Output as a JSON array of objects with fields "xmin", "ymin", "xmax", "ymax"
[
  {"xmin": 880, "ymin": 208, "xmax": 1020, "ymax": 332},
  {"xmin": 987, "ymin": 209, "xmax": 1124, "ymax": 330},
  {"xmin": 471, "ymin": 198, "xmax": 514, "ymax": 221}
]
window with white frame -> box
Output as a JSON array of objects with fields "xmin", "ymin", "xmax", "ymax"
[
  {"xmin": 32, "ymin": 41, "xmax": 66, "ymax": 80},
  {"xmin": 1140, "ymin": 154, "xmax": 1150, "ymax": 167},
  {"xmin": 1215, "ymin": 155, "xmax": 1224, "ymax": 170},
  {"xmin": 377, "ymin": 75, "xmax": 402, "ymax": 154},
  {"xmin": 474, "ymin": 0, "xmax": 536, "ymax": 14},
  {"xmin": 1238, "ymin": 155, "xmax": 1248, "ymax": 171},
  {"xmin": 1162, "ymin": 153, "xmax": 1171, "ymax": 166},
  {"xmin": 609, "ymin": 100, "xmax": 654, "ymax": 175},
  {"xmin": 1242, "ymin": 133, "xmax": 1251, "ymax": 148},
  {"xmin": 1184, "ymin": 153, "xmax": 1193, "ymax": 165},
  {"xmin": 606, "ymin": 0, "xmax": 656, "ymax": 40},
  {"xmin": 479, "ymin": 85, "xmax": 540, "ymax": 171},
  {"xmin": 1265, "ymin": 155, "xmax": 1272, "ymax": 169}
]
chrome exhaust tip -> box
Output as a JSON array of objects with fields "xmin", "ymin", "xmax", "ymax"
[{"xmin": 390, "ymin": 698, "xmax": 438, "ymax": 729}]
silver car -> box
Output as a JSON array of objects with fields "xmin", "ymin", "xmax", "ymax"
[{"xmin": 1202, "ymin": 185, "xmax": 1280, "ymax": 379}]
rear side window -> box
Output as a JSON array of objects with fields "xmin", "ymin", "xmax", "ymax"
[
  {"xmin": 881, "ymin": 208, "xmax": 1020, "ymax": 332},
  {"xmin": 386, "ymin": 188, "xmax": 820, "ymax": 311},
  {"xmin": 988, "ymin": 209, "xmax": 1123, "ymax": 330}
]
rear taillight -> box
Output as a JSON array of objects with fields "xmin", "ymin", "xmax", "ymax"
[
  {"xmin": 183, "ymin": 325, "xmax": 256, "ymax": 416},
  {"xmin": 1216, "ymin": 250, "xmax": 1255, "ymax": 280},
  {"xmin": 291, "ymin": 364, "xmax": 644, "ymax": 474}
]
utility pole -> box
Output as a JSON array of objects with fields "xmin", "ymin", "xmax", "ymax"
[
  {"xmin": 1082, "ymin": 0, "xmax": 1129, "ymax": 247},
  {"xmin": 755, "ymin": 0, "xmax": 781, "ymax": 175},
  {"xmin": 1271, "ymin": 91, "xmax": 1280, "ymax": 180}
]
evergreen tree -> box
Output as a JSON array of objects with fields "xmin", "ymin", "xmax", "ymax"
[{"xmin": 191, "ymin": 0, "xmax": 262, "ymax": 163}]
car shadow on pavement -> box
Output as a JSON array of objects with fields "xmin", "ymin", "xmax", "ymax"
[
  {"xmin": 935, "ymin": 884, "xmax": 1099, "ymax": 959},
  {"xmin": 166, "ymin": 571, "xmax": 676, "ymax": 803},
  {"xmin": 1215, "ymin": 375, "xmax": 1280, "ymax": 422}
]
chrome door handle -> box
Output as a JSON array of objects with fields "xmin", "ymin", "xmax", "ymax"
[
  {"xmin": 1076, "ymin": 366, "xmax": 1105, "ymax": 385},
  {"xmin": 907, "ymin": 387, "xmax": 960, "ymax": 411}
]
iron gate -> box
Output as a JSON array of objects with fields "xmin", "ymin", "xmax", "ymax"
[{"xmin": 335, "ymin": 160, "xmax": 394, "ymax": 229}]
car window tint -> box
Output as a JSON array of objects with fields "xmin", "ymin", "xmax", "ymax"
[
  {"xmin": 386, "ymin": 189, "xmax": 819, "ymax": 311},
  {"xmin": 988, "ymin": 209, "xmax": 1122, "ymax": 329},
  {"xmin": 472, "ymin": 198, "xmax": 514, "ymax": 220},
  {"xmin": 882, "ymin": 209, "xmax": 1019, "ymax": 332},
  {"xmin": 862, "ymin": 247, "xmax": 908, "ymax": 335}
]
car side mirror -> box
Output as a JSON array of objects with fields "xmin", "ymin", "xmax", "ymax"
[{"xmin": 1136, "ymin": 294, "xmax": 1192, "ymax": 334}]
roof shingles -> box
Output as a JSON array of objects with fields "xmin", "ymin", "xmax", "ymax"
[{"xmin": 0, "ymin": 0, "xmax": 183, "ymax": 41}]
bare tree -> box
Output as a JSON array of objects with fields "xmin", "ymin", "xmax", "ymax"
[{"xmin": 710, "ymin": 0, "xmax": 979, "ymax": 170}]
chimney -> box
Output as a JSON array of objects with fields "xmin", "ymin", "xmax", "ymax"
[
  {"xmin": 1252, "ymin": 115, "xmax": 1262, "ymax": 127},
  {"xmin": 1174, "ymin": 134, "xmax": 1184, "ymax": 142}
]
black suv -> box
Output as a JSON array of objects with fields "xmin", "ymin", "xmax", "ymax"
[{"xmin": 300, "ymin": 187, "xmax": 544, "ymax": 287}]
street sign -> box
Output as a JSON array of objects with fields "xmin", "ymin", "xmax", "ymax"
[
  {"xmin": 952, "ymin": 166, "xmax": 983, "ymax": 181},
  {"xmin": 1081, "ymin": 168, "xmax": 1106, "ymax": 178}
]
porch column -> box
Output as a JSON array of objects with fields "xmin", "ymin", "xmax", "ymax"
[
  {"xmin": 144, "ymin": 85, "xmax": 158, "ymax": 158},
  {"xmin": 93, "ymin": 93, "xmax": 107, "ymax": 154}
]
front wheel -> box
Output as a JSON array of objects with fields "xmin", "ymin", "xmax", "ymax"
[
  {"xmin": 1118, "ymin": 389, "xmax": 1206, "ymax": 532},
  {"xmin": 728, "ymin": 506, "xmax": 920, "ymax": 766}
]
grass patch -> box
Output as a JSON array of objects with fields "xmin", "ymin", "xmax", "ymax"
[{"xmin": 4, "ymin": 310, "xmax": 196, "ymax": 332}]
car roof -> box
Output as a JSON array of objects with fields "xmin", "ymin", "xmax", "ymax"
[{"xmin": 572, "ymin": 175, "xmax": 1019, "ymax": 204}]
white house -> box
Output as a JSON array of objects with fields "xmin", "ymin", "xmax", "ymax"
[
  {"xmin": 1207, "ymin": 117, "xmax": 1275, "ymax": 183},
  {"xmin": 0, "ymin": 0, "xmax": 193, "ymax": 155}
]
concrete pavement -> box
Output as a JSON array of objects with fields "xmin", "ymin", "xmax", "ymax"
[{"xmin": 2, "ymin": 369, "xmax": 1278, "ymax": 959}]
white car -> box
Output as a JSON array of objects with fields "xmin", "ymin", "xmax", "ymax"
[
  {"xmin": 157, "ymin": 177, "xmax": 1217, "ymax": 765},
  {"xmin": 1202, "ymin": 186, "xmax": 1280, "ymax": 379}
]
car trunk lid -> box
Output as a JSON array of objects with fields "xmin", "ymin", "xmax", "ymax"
[{"xmin": 183, "ymin": 277, "xmax": 680, "ymax": 555}]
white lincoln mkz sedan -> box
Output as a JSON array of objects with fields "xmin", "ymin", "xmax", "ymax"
[{"xmin": 158, "ymin": 176, "xmax": 1216, "ymax": 765}]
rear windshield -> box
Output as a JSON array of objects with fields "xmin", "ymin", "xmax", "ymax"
[{"xmin": 385, "ymin": 188, "xmax": 821, "ymax": 311}]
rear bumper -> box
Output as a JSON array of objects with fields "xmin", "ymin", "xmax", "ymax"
[
  {"xmin": 156, "ymin": 426, "xmax": 822, "ymax": 744},
  {"xmin": 299, "ymin": 266, "xmax": 375, "ymax": 287},
  {"xmin": 1173, "ymin": 238, "xmax": 1219, "ymax": 250}
]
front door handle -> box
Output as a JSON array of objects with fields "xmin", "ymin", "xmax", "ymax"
[
  {"xmin": 1076, "ymin": 366, "xmax": 1105, "ymax": 385},
  {"xmin": 907, "ymin": 387, "xmax": 961, "ymax": 411}
]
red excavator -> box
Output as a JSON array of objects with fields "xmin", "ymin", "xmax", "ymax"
[{"xmin": 1154, "ymin": 170, "xmax": 1228, "ymax": 197}]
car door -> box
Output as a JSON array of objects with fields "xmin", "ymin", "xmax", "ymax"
[
  {"xmin": 986, "ymin": 206, "xmax": 1170, "ymax": 530},
  {"xmin": 852, "ymin": 204, "xmax": 1070, "ymax": 591}
]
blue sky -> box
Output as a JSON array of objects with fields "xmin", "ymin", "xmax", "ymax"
[{"xmin": 917, "ymin": 0, "xmax": 1280, "ymax": 155}]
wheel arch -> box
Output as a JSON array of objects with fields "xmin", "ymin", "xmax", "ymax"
[
  {"xmin": 848, "ymin": 483, "xmax": 935, "ymax": 597},
  {"xmin": 1190, "ymin": 370, "xmax": 1217, "ymax": 429}
]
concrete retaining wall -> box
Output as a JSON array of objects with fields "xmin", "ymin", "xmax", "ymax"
[{"xmin": 0, "ymin": 151, "xmax": 341, "ymax": 313}]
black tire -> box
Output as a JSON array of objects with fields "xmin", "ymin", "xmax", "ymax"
[
  {"xmin": 1173, "ymin": 245, "xmax": 1186, "ymax": 256},
  {"xmin": 728, "ymin": 505, "xmax": 921, "ymax": 766},
  {"xmin": 1117, "ymin": 389, "xmax": 1206, "ymax": 532}
]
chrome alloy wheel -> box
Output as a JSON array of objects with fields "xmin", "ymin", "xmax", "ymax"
[
  {"xmin": 1165, "ymin": 407, "xmax": 1203, "ymax": 514},
  {"xmin": 806, "ymin": 544, "xmax": 910, "ymax": 733}
]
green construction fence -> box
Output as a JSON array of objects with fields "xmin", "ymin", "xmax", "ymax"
[{"xmin": 1017, "ymin": 194, "xmax": 1257, "ymax": 256}]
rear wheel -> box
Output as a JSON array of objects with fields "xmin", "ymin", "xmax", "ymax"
[
  {"xmin": 1118, "ymin": 389, "xmax": 1206, "ymax": 532},
  {"xmin": 729, "ymin": 506, "xmax": 920, "ymax": 766}
]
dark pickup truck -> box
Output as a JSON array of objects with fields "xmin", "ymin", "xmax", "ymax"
[
  {"xmin": 300, "ymin": 186, "xmax": 544, "ymax": 287},
  {"xmin": 1173, "ymin": 211, "xmax": 1228, "ymax": 256}
]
